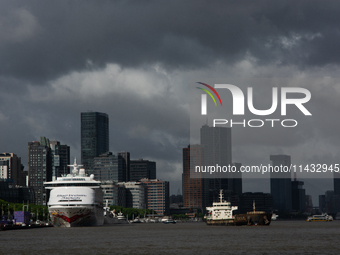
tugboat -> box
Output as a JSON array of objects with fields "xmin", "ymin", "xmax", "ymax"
[
  {"xmin": 205, "ymin": 190, "xmax": 238, "ymax": 225},
  {"xmin": 234, "ymin": 201, "xmax": 272, "ymax": 226}
]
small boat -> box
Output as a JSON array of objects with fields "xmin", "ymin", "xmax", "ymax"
[
  {"xmin": 306, "ymin": 214, "xmax": 333, "ymax": 222},
  {"xmin": 117, "ymin": 212, "xmax": 127, "ymax": 221},
  {"xmin": 132, "ymin": 217, "xmax": 142, "ymax": 223},
  {"xmin": 271, "ymin": 213, "xmax": 279, "ymax": 220},
  {"xmin": 146, "ymin": 218, "xmax": 157, "ymax": 223},
  {"xmin": 163, "ymin": 219, "xmax": 176, "ymax": 224}
]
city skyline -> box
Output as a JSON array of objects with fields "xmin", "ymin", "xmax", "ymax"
[
  {"xmin": 0, "ymin": 112, "xmax": 336, "ymax": 207},
  {"xmin": 1, "ymin": 1, "xmax": 340, "ymax": 203},
  {"xmin": 1, "ymin": 2, "xmax": 339, "ymax": 253}
]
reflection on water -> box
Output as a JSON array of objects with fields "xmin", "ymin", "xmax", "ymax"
[{"xmin": 1, "ymin": 221, "xmax": 339, "ymax": 254}]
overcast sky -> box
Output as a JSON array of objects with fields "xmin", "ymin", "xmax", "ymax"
[{"xmin": 1, "ymin": 1, "xmax": 340, "ymax": 203}]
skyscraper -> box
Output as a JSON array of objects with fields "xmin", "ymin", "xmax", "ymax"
[
  {"xmin": 50, "ymin": 140, "xmax": 70, "ymax": 177},
  {"xmin": 182, "ymin": 145, "xmax": 205, "ymax": 209},
  {"xmin": 81, "ymin": 112, "xmax": 109, "ymax": 174},
  {"xmin": 119, "ymin": 182, "xmax": 146, "ymax": 209},
  {"xmin": 28, "ymin": 137, "xmax": 52, "ymax": 205},
  {"xmin": 200, "ymin": 124, "xmax": 232, "ymax": 167},
  {"xmin": 270, "ymin": 155, "xmax": 292, "ymax": 212},
  {"xmin": 0, "ymin": 160, "xmax": 9, "ymax": 179},
  {"xmin": 93, "ymin": 152, "xmax": 126, "ymax": 182},
  {"xmin": 140, "ymin": 178, "xmax": 170, "ymax": 215},
  {"xmin": 291, "ymin": 180, "xmax": 306, "ymax": 212},
  {"xmin": 334, "ymin": 172, "xmax": 340, "ymax": 195},
  {"xmin": 200, "ymin": 124, "xmax": 232, "ymax": 206},
  {"xmin": 117, "ymin": 151, "xmax": 130, "ymax": 182},
  {"xmin": 130, "ymin": 159, "xmax": 156, "ymax": 182},
  {"xmin": 0, "ymin": 153, "xmax": 25, "ymax": 186},
  {"xmin": 228, "ymin": 163, "xmax": 243, "ymax": 196}
]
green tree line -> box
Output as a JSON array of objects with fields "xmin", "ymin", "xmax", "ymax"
[{"xmin": 0, "ymin": 199, "xmax": 48, "ymax": 221}]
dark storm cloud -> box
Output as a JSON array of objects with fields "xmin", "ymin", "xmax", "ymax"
[
  {"xmin": 2, "ymin": 0, "xmax": 340, "ymax": 83},
  {"xmin": 1, "ymin": 0, "xmax": 340, "ymax": 196},
  {"xmin": 0, "ymin": 63, "xmax": 189, "ymax": 181}
]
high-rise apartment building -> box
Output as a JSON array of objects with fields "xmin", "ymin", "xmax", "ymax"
[
  {"xmin": 182, "ymin": 145, "xmax": 205, "ymax": 209},
  {"xmin": 0, "ymin": 160, "xmax": 9, "ymax": 179},
  {"xmin": 118, "ymin": 182, "xmax": 146, "ymax": 209},
  {"xmin": 140, "ymin": 178, "xmax": 170, "ymax": 215},
  {"xmin": 81, "ymin": 112, "xmax": 109, "ymax": 174},
  {"xmin": 270, "ymin": 155, "xmax": 292, "ymax": 212},
  {"xmin": 0, "ymin": 153, "xmax": 26, "ymax": 186},
  {"xmin": 130, "ymin": 159, "xmax": 156, "ymax": 181},
  {"xmin": 101, "ymin": 180, "xmax": 119, "ymax": 206},
  {"xmin": 50, "ymin": 140, "xmax": 70, "ymax": 177},
  {"xmin": 28, "ymin": 137, "xmax": 52, "ymax": 205}
]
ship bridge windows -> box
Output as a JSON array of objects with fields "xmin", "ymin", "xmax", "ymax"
[
  {"xmin": 58, "ymin": 199, "xmax": 82, "ymax": 202},
  {"xmin": 45, "ymin": 183, "xmax": 100, "ymax": 188}
]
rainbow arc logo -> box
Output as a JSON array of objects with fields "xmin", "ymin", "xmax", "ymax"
[
  {"xmin": 196, "ymin": 82, "xmax": 222, "ymax": 106},
  {"xmin": 197, "ymin": 82, "xmax": 222, "ymax": 115}
]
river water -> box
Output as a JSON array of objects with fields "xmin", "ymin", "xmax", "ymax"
[{"xmin": 1, "ymin": 221, "xmax": 339, "ymax": 254}]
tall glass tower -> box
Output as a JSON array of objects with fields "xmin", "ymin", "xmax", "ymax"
[
  {"xmin": 28, "ymin": 137, "xmax": 52, "ymax": 205},
  {"xmin": 270, "ymin": 155, "xmax": 292, "ymax": 212},
  {"xmin": 81, "ymin": 112, "xmax": 109, "ymax": 174},
  {"xmin": 200, "ymin": 124, "xmax": 232, "ymax": 206}
]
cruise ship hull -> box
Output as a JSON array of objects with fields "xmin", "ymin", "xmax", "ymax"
[
  {"xmin": 49, "ymin": 205, "xmax": 104, "ymax": 227},
  {"xmin": 45, "ymin": 159, "xmax": 123, "ymax": 227}
]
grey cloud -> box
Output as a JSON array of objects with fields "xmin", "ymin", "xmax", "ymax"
[
  {"xmin": 1, "ymin": 1, "xmax": 340, "ymax": 196},
  {"xmin": 2, "ymin": 1, "xmax": 340, "ymax": 84}
]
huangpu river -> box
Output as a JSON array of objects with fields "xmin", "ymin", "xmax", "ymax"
[{"xmin": 1, "ymin": 221, "xmax": 339, "ymax": 254}]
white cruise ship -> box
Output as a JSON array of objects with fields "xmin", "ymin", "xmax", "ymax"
[{"xmin": 44, "ymin": 158, "xmax": 104, "ymax": 227}]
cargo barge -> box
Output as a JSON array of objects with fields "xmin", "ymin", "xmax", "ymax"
[{"xmin": 234, "ymin": 201, "xmax": 272, "ymax": 226}]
